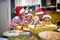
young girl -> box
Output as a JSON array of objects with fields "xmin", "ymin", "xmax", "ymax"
[
  {"xmin": 24, "ymin": 12, "xmax": 34, "ymax": 27},
  {"xmin": 41, "ymin": 12, "xmax": 52, "ymax": 26}
]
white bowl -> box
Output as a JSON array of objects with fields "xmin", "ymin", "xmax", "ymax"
[{"xmin": 2, "ymin": 30, "xmax": 21, "ymax": 37}]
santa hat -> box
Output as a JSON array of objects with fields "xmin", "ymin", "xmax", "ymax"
[
  {"xmin": 35, "ymin": 8, "xmax": 44, "ymax": 15},
  {"xmin": 15, "ymin": 6, "xmax": 25, "ymax": 16},
  {"xmin": 42, "ymin": 12, "xmax": 51, "ymax": 19},
  {"xmin": 26, "ymin": 12, "xmax": 32, "ymax": 16}
]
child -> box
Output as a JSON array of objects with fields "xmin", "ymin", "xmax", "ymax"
[
  {"xmin": 34, "ymin": 8, "xmax": 44, "ymax": 24},
  {"xmin": 41, "ymin": 12, "xmax": 52, "ymax": 26},
  {"xmin": 24, "ymin": 12, "xmax": 34, "ymax": 27},
  {"xmin": 34, "ymin": 8, "xmax": 44, "ymax": 27}
]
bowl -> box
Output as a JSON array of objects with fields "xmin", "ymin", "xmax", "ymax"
[{"xmin": 29, "ymin": 25, "xmax": 57, "ymax": 34}]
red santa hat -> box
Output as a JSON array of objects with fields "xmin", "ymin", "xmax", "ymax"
[
  {"xmin": 26, "ymin": 12, "xmax": 32, "ymax": 16},
  {"xmin": 15, "ymin": 6, "xmax": 25, "ymax": 16},
  {"xmin": 35, "ymin": 8, "xmax": 44, "ymax": 15},
  {"xmin": 42, "ymin": 12, "xmax": 51, "ymax": 19}
]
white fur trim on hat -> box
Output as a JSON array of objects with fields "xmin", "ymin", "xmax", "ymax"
[
  {"xmin": 19, "ymin": 8, "xmax": 25, "ymax": 14},
  {"xmin": 36, "ymin": 11, "xmax": 44, "ymax": 15},
  {"xmin": 42, "ymin": 15, "xmax": 51, "ymax": 19},
  {"xmin": 15, "ymin": 16, "xmax": 19, "ymax": 18},
  {"xmin": 26, "ymin": 14, "xmax": 32, "ymax": 16}
]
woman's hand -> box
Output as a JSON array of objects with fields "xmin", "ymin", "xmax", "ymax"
[
  {"xmin": 10, "ymin": 25, "xmax": 16, "ymax": 30},
  {"xmin": 10, "ymin": 23, "xmax": 19, "ymax": 30}
]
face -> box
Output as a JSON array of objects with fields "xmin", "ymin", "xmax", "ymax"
[
  {"xmin": 37, "ymin": 14, "xmax": 43, "ymax": 19},
  {"xmin": 19, "ymin": 12, "xmax": 25, "ymax": 18},
  {"xmin": 18, "ymin": 14, "xmax": 22, "ymax": 18},
  {"xmin": 43, "ymin": 17, "xmax": 50, "ymax": 21},
  {"xmin": 21, "ymin": 11, "xmax": 25, "ymax": 16},
  {"xmin": 26, "ymin": 16, "xmax": 32, "ymax": 21}
]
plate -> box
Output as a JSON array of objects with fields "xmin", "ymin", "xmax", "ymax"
[
  {"xmin": 2, "ymin": 30, "xmax": 21, "ymax": 37},
  {"xmin": 20, "ymin": 31, "xmax": 30, "ymax": 36}
]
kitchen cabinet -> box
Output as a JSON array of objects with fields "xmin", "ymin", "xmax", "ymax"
[
  {"xmin": 15, "ymin": 0, "xmax": 41, "ymax": 6},
  {"xmin": 41, "ymin": 0, "xmax": 60, "ymax": 12},
  {"xmin": 15, "ymin": 0, "xmax": 60, "ymax": 12},
  {"xmin": 41, "ymin": 0, "xmax": 56, "ymax": 11},
  {"xmin": 13, "ymin": 0, "xmax": 60, "ymax": 19}
]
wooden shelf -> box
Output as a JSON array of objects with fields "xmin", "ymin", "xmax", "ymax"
[{"xmin": 41, "ymin": 6, "xmax": 56, "ymax": 8}]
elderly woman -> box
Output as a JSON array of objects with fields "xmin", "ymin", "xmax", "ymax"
[{"xmin": 9, "ymin": 6, "xmax": 25, "ymax": 30}]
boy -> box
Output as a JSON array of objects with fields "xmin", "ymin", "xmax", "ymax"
[{"xmin": 34, "ymin": 8, "xmax": 44, "ymax": 25}]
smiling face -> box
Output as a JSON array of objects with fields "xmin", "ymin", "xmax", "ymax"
[
  {"xmin": 43, "ymin": 17, "xmax": 50, "ymax": 21},
  {"xmin": 18, "ymin": 12, "xmax": 25, "ymax": 18},
  {"xmin": 18, "ymin": 14, "xmax": 22, "ymax": 18},
  {"xmin": 26, "ymin": 16, "xmax": 32, "ymax": 21}
]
